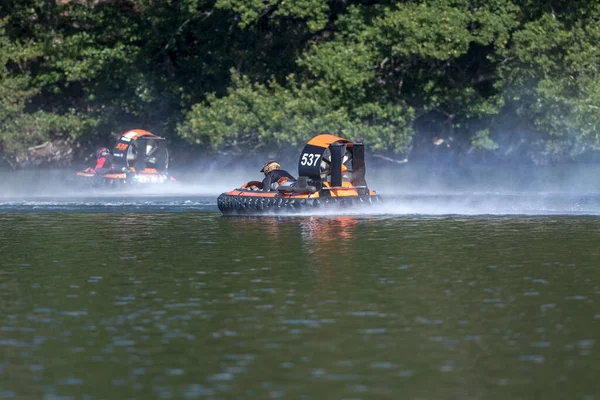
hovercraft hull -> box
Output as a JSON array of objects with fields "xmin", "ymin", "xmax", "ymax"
[
  {"xmin": 217, "ymin": 191, "xmax": 382, "ymax": 215},
  {"xmin": 67, "ymin": 171, "xmax": 176, "ymax": 189}
]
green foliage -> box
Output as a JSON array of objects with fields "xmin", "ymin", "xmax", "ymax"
[
  {"xmin": 179, "ymin": 0, "xmax": 518, "ymax": 156},
  {"xmin": 3, "ymin": 0, "xmax": 600, "ymax": 166},
  {"xmin": 215, "ymin": 0, "xmax": 330, "ymax": 31},
  {"xmin": 179, "ymin": 72, "xmax": 414, "ymax": 153},
  {"xmin": 471, "ymin": 129, "xmax": 499, "ymax": 150},
  {"xmin": 499, "ymin": 4, "xmax": 600, "ymax": 159},
  {"xmin": 0, "ymin": 15, "xmax": 97, "ymax": 167}
]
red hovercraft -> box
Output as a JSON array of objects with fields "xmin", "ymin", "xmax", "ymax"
[
  {"xmin": 70, "ymin": 129, "xmax": 176, "ymax": 188},
  {"xmin": 217, "ymin": 134, "xmax": 383, "ymax": 215}
]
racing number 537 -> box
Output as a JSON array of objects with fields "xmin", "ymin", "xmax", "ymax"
[{"xmin": 301, "ymin": 153, "xmax": 320, "ymax": 167}]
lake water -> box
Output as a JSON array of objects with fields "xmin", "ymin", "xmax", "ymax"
[{"xmin": 1, "ymin": 194, "xmax": 599, "ymax": 399}]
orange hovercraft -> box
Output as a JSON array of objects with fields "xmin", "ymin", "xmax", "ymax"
[
  {"xmin": 217, "ymin": 134, "xmax": 382, "ymax": 215},
  {"xmin": 71, "ymin": 129, "xmax": 176, "ymax": 188}
]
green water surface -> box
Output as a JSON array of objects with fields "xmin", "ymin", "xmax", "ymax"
[{"xmin": 0, "ymin": 213, "xmax": 599, "ymax": 399}]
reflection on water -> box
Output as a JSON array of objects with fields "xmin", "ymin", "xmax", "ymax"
[
  {"xmin": 299, "ymin": 216, "xmax": 360, "ymax": 249},
  {"xmin": 0, "ymin": 213, "xmax": 599, "ymax": 399}
]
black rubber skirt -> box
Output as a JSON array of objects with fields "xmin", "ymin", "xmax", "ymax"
[{"xmin": 217, "ymin": 193, "xmax": 383, "ymax": 215}]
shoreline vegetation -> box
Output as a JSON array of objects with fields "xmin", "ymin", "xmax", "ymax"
[{"xmin": 2, "ymin": 1, "xmax": 600, "ymax": 169}]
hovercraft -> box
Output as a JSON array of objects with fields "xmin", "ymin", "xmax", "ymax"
[
  {"xmin": 218, "ymin": 134, "xmax": 382, "ymax": 215},
  {"xmin": 70, "ymin": 129, "xmax": 176, "ymax": 188}
]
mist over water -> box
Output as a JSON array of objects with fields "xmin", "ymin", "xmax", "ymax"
[
  {"xmin": 2, "ymin": 162, "xmax": 600, "ymax": 215},
  {"xmin": 0, "ymin": 167, "xmax": 252, "ymax": 198}
]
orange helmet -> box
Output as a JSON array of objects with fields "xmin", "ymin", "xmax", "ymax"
[{"xmin": 260, "ymin": 160, "xmax": 280, "ymax": 175}]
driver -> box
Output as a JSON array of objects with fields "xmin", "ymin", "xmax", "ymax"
[
  {"xmin": 91, "ymin": 147, "xmax": 115, "ymax": 175},
  {"xmin": 261, "ymin": 160, "xmax": 296, "ymax": 191},
  {"xmin": 91, "ymin": 147, "xmax": 128, "ymax": 175}
]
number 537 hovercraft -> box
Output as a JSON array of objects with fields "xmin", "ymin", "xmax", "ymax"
[
  {"xmin": 217, "ymin": 134, "xmax": 383, "ymax": 215},
  {"xmin": 69, "ymin": 129, "xmax": 176, "ymax": 188}
]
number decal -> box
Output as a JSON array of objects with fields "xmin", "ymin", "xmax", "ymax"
[
  {"xmin": 300, "ymin": 153, "xmax": 321, "ymax": 166},
  {"xmin": 116, "ymin": 143, "xmax": 129, "ymax": 151}
]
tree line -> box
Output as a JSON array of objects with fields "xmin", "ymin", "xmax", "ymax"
[{"xmin": 1, "ymin": 0, "xmax": 599, "ymax": 168}]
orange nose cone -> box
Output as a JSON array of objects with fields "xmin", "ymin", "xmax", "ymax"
[{"xmin": 341, "ymin": 164, "xmax": 348, "ymax": 173}]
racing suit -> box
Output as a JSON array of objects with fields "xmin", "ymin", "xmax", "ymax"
[
  {"xmin": 262, "ymin": 169, "xmax": 296, "ymax": 192},
  {"xmin": 92, "ymin": 154, "xmax": 115, "ymax": 175}
]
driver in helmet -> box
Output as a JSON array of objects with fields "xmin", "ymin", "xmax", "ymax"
[
  {"xmin": 91, "ymin": 147, "xmax": 129, "ymax": 175},
  {"xmin": 261, "ymin": 160, "xmax": 296, "ymax": 191},
  {"xmin": 89, "ymin": 147, "xmax": 114, "ymax": 175}
]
